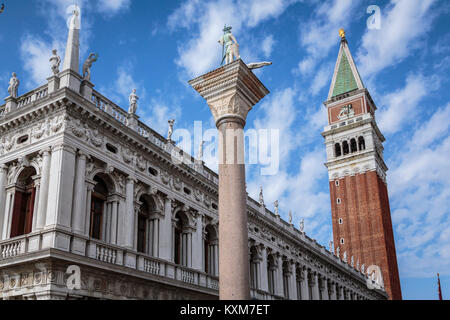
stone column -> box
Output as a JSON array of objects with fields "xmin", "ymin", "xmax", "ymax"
[
  {"xmin": 214, "ymin": 241, "xmax": 219, "ymax": 276},
  {"xmin": 110, "ymin": 199, "xmax": 119, "ymax": 244},
  {"xmin": 45, "ymin": 144, "xmax": 76, "ymax": 229},
  {"xmin": 187, "ymin": 232, "xmax": 192, "ymax": 267},
  {"xmin": 159, "ymin": 197, "xmax": 173, "ymax": 261},
  {"xmin": 124, "ymin": 177, "xmax": 135, "ymax": 249},
  {"xmin": 72, "ymin": 152, "xmax": 87, "ymax": 234},
  {"xmin": 36, "ymin": 148, "xmax": 51, "ymax": 230},
  {"xmin": 301, "ymin": 268, "xmax": 309, "ymax": 300},
  {"xmin": 340, "ymin": 286, "xmax": 345, "ymax": 300},
  {"xmin": 260, "ymin": 246, "xmax": 268, "ymax": 292},
  {"xmin": 0, "ymin": 164, "xmax": 8, "ymax": 239},
  {"xmin": 192, "ymin": 213, "xmax": 204, "ymax": 270},
  {"xmin": 84, "ymin": 182, "xmax": 95, "ymax": 235},
  {"xmin": 189, "ymin": 59, "xmax": 269, "ymax": 300},
  {"xmin": 312, "ymin": 272, "xmax": 320, "ymax": 300},
  {"xmin": 152, "ymin": 218, "xmax": 159, "ymax": 257},
  {"xmin": 322, "ymin": 276, "xmax": 329, "ymax": 300},
  {"xmin": 276, "ymin": 254, "xmax": 284, "ymax": 297},
  {"xmin": 330, "ymin": 281, "xmax": 337, "ymax": 300},
  {"xmin": 290, "ymin": 262, "xmax": 297, "ymax": 300}
]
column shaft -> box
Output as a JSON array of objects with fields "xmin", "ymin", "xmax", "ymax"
[
  {"xmin": 218, "ymin": 119, "xmax": 250, "ymax": 300},
  {"xmin": 0, "ymin": 165, "xmax": 8, "ymax": 239},
  {"xmin": 36, "ymin": 150, "xmax": 51, "ymax": 230},
  {"xmin": 72, "ymin": 153, "xmax": 87, "ymax": 234},
  {"xmin": 125, "ymin": 178, "xmax": 135, "ymax": 249}
]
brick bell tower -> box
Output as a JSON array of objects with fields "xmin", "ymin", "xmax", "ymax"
[{"xmin": 322, "ymin": 29, "xmax": 402, "ymax": 300}]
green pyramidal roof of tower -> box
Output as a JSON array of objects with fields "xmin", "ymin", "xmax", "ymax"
[{"xmin": 331, "ymin": 51, "xmax": 359, "ymax": 98}]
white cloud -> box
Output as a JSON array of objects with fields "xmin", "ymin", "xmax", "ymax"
[
  {"xmin": 97, "ymin": 0, "xmax": 131, "ymax": 16},
  {"xmin": 377, "ymin": 74, "xmax": 428, "ymax": 135},
  {"xmin": 20, "ymin": 35, "xmax": 64, "ymax": 89},
  {"xmin": 357, "ymin": 0, "xmax": 437, "ymax": 79},
  {"xmin": 261, "ymin": 34, "xmax": 275, "ymax": 58},
  {"xmin": 168, "ymin": 0, "xmax": 300, "ymax": 78},
  {"xmin": 296, "ymin": 0, "xmax": 357, "ymax": 76},
  {"xmin": 141, "ymin": 100, "xmax": 182, "ymax": 136},
  {"xmin": 382, "ymin": 100, "xmax": 450, "ymax": 278}
]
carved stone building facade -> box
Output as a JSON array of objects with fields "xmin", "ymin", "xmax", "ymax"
[{"xmin": 0, "ymin": 12, "xmax": 386, "ymax": 300}]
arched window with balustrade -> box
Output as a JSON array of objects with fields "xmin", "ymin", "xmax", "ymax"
[
  {"xmin": 249, "ymin": 246, "xmax": 260, "ymax": 290},
  {"xmin": 204, "ymin": 225, "xmax": 218, "ymax": 276},
  {"xmin": 173, "ymin": 211, "xmax": 190, "ymax": 267},
  {"xmin": 10, "ymin": 167, "xmax": 37, "ymax": 238},
  {"xmin": 89, "ymin": 175, "xmax": 109, "ymax": 240},
  {"xmin": 267, "ymin": 254, "xmax": 277, "ymax": 295}
]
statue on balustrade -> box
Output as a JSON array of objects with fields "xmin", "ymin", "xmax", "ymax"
[
  {"xmin": 49, "ymin": 49, "xmax": 61, "ymax": 75},
  {"xmin": 82, "ymin": 53, "xmax": 99, "ymax": 81},
  {"xmin": 8, "ymin": 72, "xmax": 19, "ymax": 98},
  {"xmin": 274, "ymin": 200, "xmax": 279, "ymax": 216},
  {"xmin": 129, "ymin": 89, "xmax": 139, "ymax": 114},
  {"xmin": 168, "ymin": 119, "xmax": 175, "ymax": 141}
]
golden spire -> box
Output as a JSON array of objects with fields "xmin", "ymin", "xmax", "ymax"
[{"xmin": 339, "ymin": 28, "xmax": 346, "ymax": 40}]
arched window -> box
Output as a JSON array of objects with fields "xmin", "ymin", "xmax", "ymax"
[
  {"xmin": 350, "ymin": 138, "xmax": 357, "ymax": 153},
  {"xmin": 358, "ymin": 136, "xmax": 366, "ymax": 151},
  {"xmin": 174, "ymin": 211, "xmax": 190, "ymax": 266},
  {"xmin": 205, "ymin": 225, "xmax": 218, "ymax": 276},
  {"xmin": 342, "ymin": 141, "xmax": 349, "ymax": 155},
  {"xmin": 282, "ymin": 261, "xmax": 291, "ymax": 299},
  {"xmin": 10, "ymin": 167, "xmax": 37, "ymax": 238},
  {"xmin": 267, "ymin": 254, "xmax": 276, "ymax": 295},
  {"xmin": 137, "ymin": 196, "xmax": 151, "ymax": 254},
  {"xmin": 249, "ymin": 246, "xmax": 260, "ymax": 289},
  {"xmin": 334, "ymin": 143, "xmax": 342, "ymax": 157},
  {"xmin": 90, "ymin": 176, "xmax": 109, "ymax": 240}
]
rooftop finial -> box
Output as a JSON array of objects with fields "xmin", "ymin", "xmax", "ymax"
[{"xmin": 339, "ymin": 28, "xmax": 346, "ymax": 41}]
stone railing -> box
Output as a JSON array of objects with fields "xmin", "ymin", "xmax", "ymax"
[
  {"xmin": 250, "ymin": 289, "xmax": 284, "ymax": 300},
  {"xmin": 0, "ymin": 238, "xmax": 26, "ymax": 259},
  {"xmin": 91, "ymin": 90, "xmax": 128, "ymax": 126},
  {"xmin": 16, "ymin": 85, "xmax": 48, "ymax": 109},
  {"xmin": 84, "ymin": 237, "xmax": 219, "ymax": 293}
]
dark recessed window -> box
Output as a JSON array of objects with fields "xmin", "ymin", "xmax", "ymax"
[
  {"xmin": 184, "ymin": 187, "xmax": 191, "ymax": 195},
  {"xmin": 212, "ymin": 203, "xmax": 218, "ymax": 210},
  {"xmin": 106, "ymin": 143, "xmax": 117, "ymax": 154},
  {"xmin": 148, "ymin": 167, "xmax": 158, "ymax": 176},
  {"xmin": 339, "ymin": 218, "xmax": 343, "ymax": 225},
  {"xmin": 17, "ymin": 135, "xmax": 29, "ymax": 144},
  {"xmin": 335, "ymin": 180, "xmax": 340, "ymax": 187},
  {"xmin": 254, "ymin": 227, "xmax": 259, "ymax": 233}
]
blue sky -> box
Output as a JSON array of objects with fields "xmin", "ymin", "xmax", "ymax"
[{"xmin": 0, "ymin": 0, "xmax": 449, "ymax": 300}]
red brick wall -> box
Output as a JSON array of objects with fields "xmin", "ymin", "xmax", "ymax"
[{"xmin": 330, "ymin": 171, "xmax": 402, "ymax": 300}]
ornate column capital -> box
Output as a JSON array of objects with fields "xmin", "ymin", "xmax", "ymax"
[
  {"xmin": 189, "ymin": 59, "xmax": 269, "ymax": 127},
  {"xmin": 39, "ymin": 147, "xmax": 52, "ymax": 157}
]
